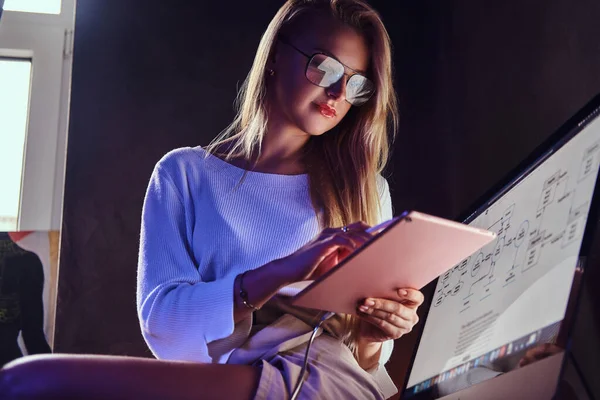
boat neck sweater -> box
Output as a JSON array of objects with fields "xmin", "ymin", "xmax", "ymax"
[{"xmin": 136, "ymin": 146, "xmax": 394, "ymax": 368}]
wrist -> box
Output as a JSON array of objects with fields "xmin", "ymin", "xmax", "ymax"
[
  {"xmin": 356, "ymin": 339, "xmax": 383, "ymax": 371},
  {"xmin": 266, "ymin": 256, "xmax": 296, "ymax": 286},
  {"xmin": 358, "ymin": 337, "xmax": 383, "ymax": 352},
  {"xmin": 237, "ymin": 270, "xmax": 260, "ymax": 311}
]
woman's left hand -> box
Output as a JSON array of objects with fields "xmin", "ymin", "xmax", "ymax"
[{"xmin": 357, "ymin": 288, "xmax": 424, "ymax": 343}]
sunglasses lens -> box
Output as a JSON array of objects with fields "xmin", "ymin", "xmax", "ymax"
[
  {"xmin": 306, "ymin": 54, "xmax": 375, "ymax": 106},
  {"xmin": 346, "ymin": 74, "xmax": 375, "ymax": 106},
  {"xmin": 306, "ymin": 54, "xmax": 344, "ymax": 87}
]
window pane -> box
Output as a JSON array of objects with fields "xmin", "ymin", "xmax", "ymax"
[
  {"xmin": 4, "ymin": 0, "xmax": 62, "ymax": 15},
  {"xmin": 0, "ymin": 59, "xmax": 32, "ymax": 231}
]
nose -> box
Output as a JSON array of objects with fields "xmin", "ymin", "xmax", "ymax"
[{"xmin": 325, "ymin": 75, "xmax": 347, "ymax": 102}]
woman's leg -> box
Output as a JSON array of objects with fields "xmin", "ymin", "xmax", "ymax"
[{"xmin": 0, "ymin": 353, "xmax": 260, "ymax": 400}]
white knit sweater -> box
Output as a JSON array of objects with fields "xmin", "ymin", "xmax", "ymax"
[{"xmin": 136, "ymin": 146, "xmax": 394, "ymax": 367}]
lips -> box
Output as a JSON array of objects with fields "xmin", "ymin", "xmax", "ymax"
[{"xmin": 317, "ymin": 103, "xmax": 337, "ymax": 118}]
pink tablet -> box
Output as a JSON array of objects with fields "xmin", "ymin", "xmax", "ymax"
[{"xmin": 287, "ymin": 211, "xmax": 497, "ymax": 314}]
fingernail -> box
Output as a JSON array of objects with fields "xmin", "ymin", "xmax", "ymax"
[
  {"xmin": 365, "ymin": 299, "xmax": 375, "ymax": 307},
  {"xmin": 359, "ymin": 305, "xmax": 369, "ymax": 313},
  {"xmin": 399, "ymin": 289, "xmax": 408, "ymax": 296}
]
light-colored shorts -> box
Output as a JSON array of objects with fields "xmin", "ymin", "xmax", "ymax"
[{"xmin": 252, "ymin": 334, "xmax": 387, "ymax": 400}]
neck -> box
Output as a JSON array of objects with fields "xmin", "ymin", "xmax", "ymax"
[{"xmin": 251, "ymin": 118, "xmax": 311, "ymax": 175}]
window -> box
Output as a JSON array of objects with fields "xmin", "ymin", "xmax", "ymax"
[
  {"xmin": 0, "ymin": 0, "xmax": 75, "ymax": 230},
  {"xmin": 0, "ymin": 58, "xmax": 32, "ymax": 231},
  {"xmin": 3, "ymin": 0, "xmax": 62, "ymax": 15}
]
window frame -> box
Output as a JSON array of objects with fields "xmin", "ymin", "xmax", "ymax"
[{"xmin": 0, "ymin": 0, "xmax": 76, "ymax": 231}]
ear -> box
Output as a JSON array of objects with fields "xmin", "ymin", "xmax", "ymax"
[{"xmin": 267, "ymin": 39, "xmax": 280, "ymax": 69}]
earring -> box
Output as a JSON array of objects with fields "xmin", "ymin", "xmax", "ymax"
[{"xmin": 266, "ymin": 68, "xmax": 275, "ymax": 76}]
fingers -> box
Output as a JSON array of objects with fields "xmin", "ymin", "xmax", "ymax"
[
  {"xmin": 346, "ymin": 221, "xmax": 371, "ymax": 231},
  {"xmin": 343, "ymin": 230, "xmax": 372, "ymax": 248},
  {"xmin": 359, "ymin": 313, "xmax": 414, "ymax": 338},
  {"xmin": 360, "ymin": 290, "xmax": 424, "ymax": 313},
  {"xmin": 359, "ymin": 298, "xmax": 419, "ymax": 325},
  {"xmin": 321, "ymin": 221, "xmax": 372, "ymax": 237},
  {"xmin": 357, "ymin": 296, "xmax": 422, "ymax": 339},
  {"xmin": 397, "ymin": 288, "xmax": 425, "ymax": 308},
  {"xmin": 298, "ymin": 221, "xmax": 374, "ymax": 282},
  {"xmin": 318, "ymin": 231, "xmax": 370, "ymax": 254},
  {"xmin": 322, "ymin": 222, "xmax": 373, "ymax": 248},
  {"xmin": 359, "ymin": 308, "xmax": 416, "ymax": 335},
  {"xmin": 346, "ymin": 222, "xmax": 374, "ymax": 245},
  {"xmin": 314, "ymin": 234, "xmax": 356, "ymax": 264}
]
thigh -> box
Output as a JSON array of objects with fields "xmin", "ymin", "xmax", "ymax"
[
  {"xmin": 254, "ymin": 336, "xmax": 386, "ymax": 400},
  {"xmin": 1, "ymin": 353, "xmax": 260, "ymax": 400}
]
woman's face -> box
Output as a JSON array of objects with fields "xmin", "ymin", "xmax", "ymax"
[{"xmin": 267, "ymin": 13, "xmax": 370, "ymax": 137}]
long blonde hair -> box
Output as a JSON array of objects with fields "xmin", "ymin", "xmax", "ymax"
[{"xmin": 205, "ymin": 0, "xmax": 399, "ymax": 355}]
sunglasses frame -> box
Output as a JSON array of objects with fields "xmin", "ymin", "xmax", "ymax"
[{"xmin": 277, "ymin": 36, "xmax": 375, "ymax": 106}]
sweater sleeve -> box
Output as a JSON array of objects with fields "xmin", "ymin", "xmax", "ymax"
[{"xmin": 137, "ymin": 163, "xmax": 250, "ymax": 363}]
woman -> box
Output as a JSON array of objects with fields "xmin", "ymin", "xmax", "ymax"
[{"xmin": 0, "ymin": 1, "xmax": 423, "ymax": 399}]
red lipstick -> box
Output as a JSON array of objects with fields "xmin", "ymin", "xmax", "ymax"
[{"xmin": 317, "ymin": 103, "xmax": 337, "ymax": 118}]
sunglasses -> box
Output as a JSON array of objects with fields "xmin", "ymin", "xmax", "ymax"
[{"xmin": 278, "ymin": 36, "xmax": 375, "ymax": 106}]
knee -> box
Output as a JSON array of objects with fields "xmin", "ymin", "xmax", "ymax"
[
  {"xmin": 1, "ymin": 355, "xmax": 66, "ymax": 399},
  {"xmin": 1, "ymin": 356, "xmax": 33, "ymax": 399}
]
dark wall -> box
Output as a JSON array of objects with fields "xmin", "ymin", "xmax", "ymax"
[
  {"xmin": 447, "ymin": 0, "xmax": 600, "ymax": 213},
  {"xmin": 56, "ymin": 0, "xmax": 600, "ymax": 396}
]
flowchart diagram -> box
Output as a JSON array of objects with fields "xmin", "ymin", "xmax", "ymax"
[{"xmin": 434, "ymin": 141, "xmax": 599, "ymax": 314}]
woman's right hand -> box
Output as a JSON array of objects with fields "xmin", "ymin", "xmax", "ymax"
[{"xmin": 275, "ymin": 221, "xmax": 374, "ymax": 284}]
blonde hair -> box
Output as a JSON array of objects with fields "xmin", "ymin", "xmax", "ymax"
[{"xmin": 205, "ymin": 0, "xmax": 399, "ymax": 355}]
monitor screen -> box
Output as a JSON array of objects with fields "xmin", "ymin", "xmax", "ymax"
[{"xmin": 403, "ymin": 105, "xmax": 600, "ymax": 398}]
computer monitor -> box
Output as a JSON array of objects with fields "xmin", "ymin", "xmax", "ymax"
[{"xmin": 401, "ymin": 94, "xmax": 600, "ymax": 400}]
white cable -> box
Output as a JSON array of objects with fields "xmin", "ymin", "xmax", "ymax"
[{"xmin": 289, "ymin": 311, "xmax": 336, "ymax": 400}]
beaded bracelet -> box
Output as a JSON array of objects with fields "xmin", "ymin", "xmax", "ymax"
[{"xmin": 239, "ymin": 270, "xmax": 260, "ymax": 311}]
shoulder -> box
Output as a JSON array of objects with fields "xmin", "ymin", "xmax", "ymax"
[
  {"xmin": 155, "ymin": 146, "xmax": 204, "ymax": 174},
  {"xmin": 375, "ymin": 174, "xmax": 393, "ymax": 222},
  {"xmin": 376, "ymin": 174, "xmax": 389, "ymax": 188},
  {"xmin": 149, "ymin": 146, "xmax": 207, "ymax": 197},
  {"xmin": 153, "ymin": 146, "xmax": 209, "ymax": 181},
  {"xmin": 376, "ymin": 174, "xmax": 391, "ymax": 197}
]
